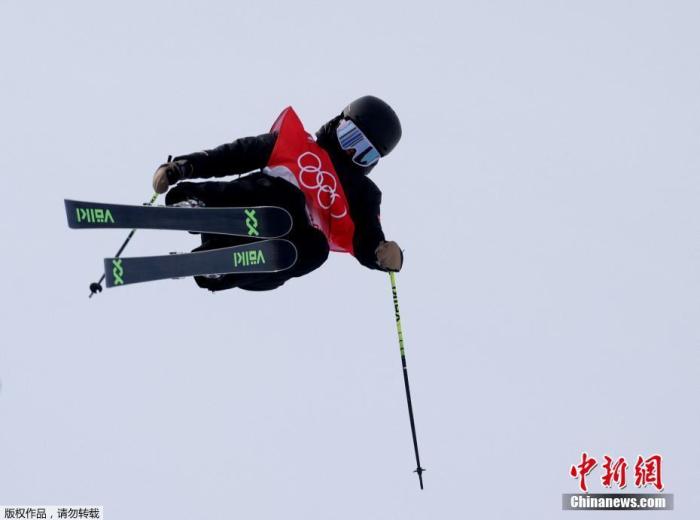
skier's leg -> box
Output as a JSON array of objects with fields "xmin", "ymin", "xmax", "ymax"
[
  {"xmin": 165, "ymin": 173, "xmax": 286, "ymax": 208},
  {"xmin": 165, "ymin": 177, "xmax": 269, "ymax": 250},
  {"xmin": 188, "ymin": 176, "xmax": 329, "ymax": 292},
  {"xmin": 283, "ymin": 225, "xmax": 330, "ymax": 279},
  {"xmin": 234, "ymin": 225, "xmax": 328, "ymax": 291},
  {"xmin": 192, "ymin": 225, "xmax": 329, "ymax": 292},
  {"xmin": 165, "ymin": 181, "xmax": 232, "ymax": 207}
]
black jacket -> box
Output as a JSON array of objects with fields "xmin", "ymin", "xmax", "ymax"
[{"xmin": 171, "ymin": 115, "xmax": 387, "ymax": 270}]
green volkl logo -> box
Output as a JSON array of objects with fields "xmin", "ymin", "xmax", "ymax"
[
  {"xmin": 76, "ymin": 207, "xmax": 115, "ymax": 224},
  {"xmin": 245, "ymin": 208, "xmax": 259, "ymax": 236},
  {"xmin": 234, "ymin": 249, "xmax": 266, "ymax": 267},
  {"xmin": 112, "ymin": 259, "xmax": 124, "ymax": 285}
]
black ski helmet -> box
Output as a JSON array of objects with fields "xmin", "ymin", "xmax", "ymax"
[{"xmin": 341, "ymin": 95, "xmax": 402, "ymax": 157}]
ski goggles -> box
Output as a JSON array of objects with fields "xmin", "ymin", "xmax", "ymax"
[{"xmin": 336, "ymin": 118, "xmax": 381, "ymax": 167}]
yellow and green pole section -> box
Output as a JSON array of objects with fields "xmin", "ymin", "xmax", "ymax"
[{"xmin": 390, "ymin": 271, "xmax": 425, "ymax": 489}]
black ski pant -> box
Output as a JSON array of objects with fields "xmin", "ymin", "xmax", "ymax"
[{"xmin": 165, "ymin": 173, "xmax": 329, "ymax": 292}]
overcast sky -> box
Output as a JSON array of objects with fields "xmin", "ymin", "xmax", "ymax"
[{"xmin": 1, "ymin": 1, "xmax": 698, "ymax": 518}]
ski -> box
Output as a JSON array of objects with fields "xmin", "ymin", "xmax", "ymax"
[
  {"xmin": 65, "ymin": 199, "xmax": 292, "ymax": 238},
  {"xmin": 104, "ymin": 239, "xmax": 297, "ymax": 288}
]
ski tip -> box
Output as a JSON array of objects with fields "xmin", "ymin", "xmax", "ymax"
[{"xmin": 64, "ymin": 199, "xmax": 78, "ymax": 228}]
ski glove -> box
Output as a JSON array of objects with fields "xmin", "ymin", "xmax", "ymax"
[
  {"xmin": 152, "ymin": 160, "xmax": 193, "ymax": 194},
  {"xmin": 375, "ymin": 241, "xmax": 403, "ymax": 272}
]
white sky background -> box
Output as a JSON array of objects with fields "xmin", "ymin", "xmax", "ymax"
[{"xmin": 1, "ymin": 1, "xmax": 698, "ymax": 518}]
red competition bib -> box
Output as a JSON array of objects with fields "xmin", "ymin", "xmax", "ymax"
[{"xmin": 264, "ymin": 107, "xmax": 355, "ymax": 254}]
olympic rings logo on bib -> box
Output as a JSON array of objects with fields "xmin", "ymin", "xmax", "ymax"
[{"xmin": 297, "ymin": 152, "xmax": 348, "ymax": 219}]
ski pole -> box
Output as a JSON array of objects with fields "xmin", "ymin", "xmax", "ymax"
[
  {"xmin": 88, "ymin": 155, "xmax": 170, "ymax": 298},
  {"xmin": 389, "ymin": 271, "xmax": 425, "ymax": 489}
]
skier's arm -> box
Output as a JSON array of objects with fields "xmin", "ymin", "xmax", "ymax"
[
  {"xmin": 175, "ymin": 133, "xmax": 277, "ymax": 179},
  {"xmin": 153, "ymin": 133, "xmax": 277, "ymax": 192},
  {"xmin": 352, "ymin": 186, "xmax": 403, "ymax": 272}
]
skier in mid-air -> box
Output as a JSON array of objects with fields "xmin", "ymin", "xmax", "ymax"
[
  {"xmin": 64, "ymin": 96, "xmax": 423, "ymax": 486},
  {"xmin": 151, "ymin": 95, "xmax": 404, "ymax": 292}
]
